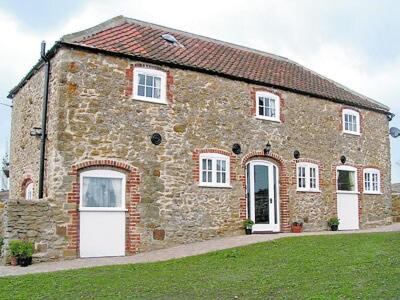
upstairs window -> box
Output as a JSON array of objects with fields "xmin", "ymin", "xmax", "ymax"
[
  {"xmin": 25, "ymin": 182, "xmax": 33, "ymax": 200},
  {"xmin": 133, "ymin": 68, "xmax": 167, "ymax": 104},
  {"xmin": 343, "ymin": 109, "xmax": 360, "ymax": 135},
  {"xmin": 364, "ymin": 168, "xmax": 380, "ymax": 194},
  {"xmin": 199, "ymin": 153, "xmax": 230, "ymax": 187},
  {"xmin": 256, "ymin": 91, "xmax": 280, "ymax": 122},
  {"xmin": 297, "ymin": 163, "xmax": 319, "ymax": 192}
]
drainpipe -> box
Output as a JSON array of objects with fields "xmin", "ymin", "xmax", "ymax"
[{"xmin": 38, "ymin": 41, "xmax": 50, "ymax": 199}]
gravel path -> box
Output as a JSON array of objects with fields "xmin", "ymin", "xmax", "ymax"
[{"xmin": 1, "ymin": 223, "xmax": 399, "ymax": 277}]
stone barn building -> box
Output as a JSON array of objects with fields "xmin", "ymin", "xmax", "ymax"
[{"xmin": 2, "ymin": 16, "xmax": 394, "ymax": 261}]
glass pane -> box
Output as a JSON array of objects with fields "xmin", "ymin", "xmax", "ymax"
[
  {"xmin": 154, "ymin": 88, "xmax": 161, "ymax": 99},
  {"xmin": 146, "ymin": 75, "xmax": 154, "ymax": 86},
  {"xmin": 207, "ymin": 171, "xmax": 212, "ymax": 182},
  {"xmin": 221, "ymin": 160, "xmax": 226, "ymax": 171},
  {"xmin": 202, "ymin": 159, "xmax": 206, "ymax": 170},
  {"xmin": 138, "ymin": 85, "xmax": 145, "ymax": 97},
  {"xmin": 145, "ymin": 86, "xmax": 153, "ymax": 98},
  {"xmin": 337, "ymin": 170, "xmax": 356, "ymax": 191},
  {"xmin": 202, "ymin": 171, "xmax": 207, "ymax": 183},
  {"xmin": 154, "ymin": 77, "xmax": 161, "ymax": 88},
  {"xmin": 254, "ymin": 165, "xmax": 269, "ymax": 224},
  {"xmin": 82, "ymin": 177, "xmax": 122, "ymax": 208},
  {"xmin": 138, "ymin": 74, "xmax": 145, "ymax": 85},
  {"xmin": 208, "ymin": 160, "xmax": 212, "ymax": 170},
  {"xmin": 217, "ymin": 160, "xmax": 221, "ymax": 171},
  {"xmin": 217, "ymin": 172, "xmax": 221, "ymax": 183},
  {"xmin": 259, "ymin": 106, "xmax": 264, "ymax": 116},
  {"xmin": 222, "ymin": 172, "xmax": 226, "ymax": 183}
]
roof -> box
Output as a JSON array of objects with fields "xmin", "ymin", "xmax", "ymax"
[
  {"xmin": 10, "ymin": 16, "xmax": 391, "ymax": 114},
  {"xmin": 393, "ymin": 183, "xmax": 400, "ymax": 194}
]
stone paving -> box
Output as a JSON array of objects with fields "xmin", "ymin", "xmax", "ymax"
[{"xmin": 1, "ymin": 223, "xmax": 399, "ymax": 277}]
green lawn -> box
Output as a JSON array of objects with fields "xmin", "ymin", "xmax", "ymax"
[{"xmin": 1, "ymin": 232, "xmax": 399, "ymax": 299}]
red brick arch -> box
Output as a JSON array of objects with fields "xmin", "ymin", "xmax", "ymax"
[
  {"xmin": 20, "ymin": 176, "xmax": 33, "ymax": 198},
  {"xmin": 240, "ymin": 151, "xmax": 290, "ymax": 232},
  {"xmin": 66, "ymin": 160, "xmax": 141, "ymax": 257}
]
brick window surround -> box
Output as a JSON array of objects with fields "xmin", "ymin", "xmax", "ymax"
[
  {"xmin": 125, "ymin": 63, "xmax": 174, "ymax": 103},
  {"xmin": 331, "ymin": 163, "xmax": 363, "ymax": 227},
  {"xmin": 362, "ymin": 165, "xmax": 384, "ymax": 194},
  {"xmin": 66, "ymin": 160, "xmax": 141, "ymax": 257},
  {"xmin": 20, "ymin": 176, "xmax": 33, "ymax": 198},
  {"xmin": 250, "ymin": 87, "xmax": 285, "ymax": 123},
  {"xmin": 291, "ymin": 158, "xmax": 325, "ymax": 192},
  {"xmin": 240, "ymin": 151, "xmax": 290, "ymax": 232}
]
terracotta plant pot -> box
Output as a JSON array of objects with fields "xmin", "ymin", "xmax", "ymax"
[
  {"xmin": 10, "ymin": 256, "xmax": 18, "ymax": 266},
  {"xmin": 291, "ymin": 225, "xmax": 303, "ymax": 233}
]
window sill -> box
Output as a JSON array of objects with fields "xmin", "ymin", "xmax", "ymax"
[
  {"xmin": 336, "ymin": 191, "xmax": 359, "ymax": 194},
  {"xmin": 296, "ymin": 189, "xmax": 321, "ymax": 193},
  {"xmin": 255, "ymin": 116, "xmax": 281, "ymax": 123},
  {"xmin": 342, "ymin": 131, "xmax": 360, "ymax": 136},
  {"xmin": 364, "ymin": 192, "xmax": 382, "ymax": 195},
  {"xmin": 79, "ymin": 208, "xmax": 128, "ymax": 212},
  {"xmin": 133, "ymin": 96, "xmax": 167, "ymax": 105},
  {"xmin": 198, "ymin": 184, "xmax": 233, "ymax": 189}
]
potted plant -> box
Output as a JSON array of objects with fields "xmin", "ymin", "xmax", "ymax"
[
  {"xmin": 328, "ymin": 217, "xmax": 340, "ymax": 231},
  {"xmin": 291, "ymin": 221, "xmax": 303, "ymax": 233},
  {"xmin": 18, "ymin": 241, "xmax": 34, "ymax": 267},
  {"xmin": 243, "ymin": 219, "xmax": 255, "ymax": 235},
  {"xmin": 9, "ymin": 240, "xmax": 23, "ymax": 266}
]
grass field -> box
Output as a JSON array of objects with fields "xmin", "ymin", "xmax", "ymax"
[{"xmin": 1, "ymin": 232, "xmax": 399, "ymax": 299}]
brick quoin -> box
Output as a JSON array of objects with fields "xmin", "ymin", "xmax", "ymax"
[
  {"xmin": 125, "ymin": 63, "xmax": 174, "ymax": 103},
  {"xmin": 241, "ymin": 151, "xmax": 290, "ymax": 232},
  {"xmin": 250, "ymin": 87, "xmax": 285, "ymax": 123},
  {"xmin": 66, "ymin": 160, "xmax": 141, "ymax": 257}
]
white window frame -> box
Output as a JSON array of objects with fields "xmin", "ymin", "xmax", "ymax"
[
  {"xmin": 363, "ymin": 168, "xmax": 381, "ymax": 194},
  {"xmin": 342, "ymin": 109, "xmax": 360, "ymax": 135},
  {"xmin": 255, "ymin": 91, "xmax": 281, "ymax": 122},
  {"xmin": 296, "ymin": 162, "xmax": 320, "ymax": 192},
  {"xmin": 133, "ymin": 68, "xmax": 167, "ymax": 104},
  {"xmin": 199, "ymin": 153, "xmax": 230, "ymax": 188},
  {"xmin": 337, "ymin": 165, "xmax": 358, "ymax": 194},
  {"xmin": 79, "ymin": 169, "xmax": 126, "ymax": 212},
  {"xmin": 25, "ymin": 182, "xmax": 33, "ymax": 200}
]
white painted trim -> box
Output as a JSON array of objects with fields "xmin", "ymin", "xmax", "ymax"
[
  {"xmin": 342, "ymin": 109, "xmax": 360, "ymax": 135},
  {"xmin": 25, "ymin": 182, "xmax": 33, "ymax": 200},
  {"xmin": 336, "ymin": 165, "xmax": 358, "ymax": 193},
  {"xmin": 363, "ymin": 168, "xmax": 381, "ymax": 194},
  {"xmin": 296, "ymin": 162, "xmax": 319, "ymax": 192},
  {"xmin": 80, "ymin": 169, "xmax": 126, "ymax": 210},
  {"xmin": 255, "ymin": 91, "xmax": 280, "ymax": 122},
  {"xmin": 133, "ymin": 68, "xmax": 167, "ymax": 104},
  {"xmin": 199, "ymin": 153, "xmax": 230, "ymax": 187},
  {"xmin": 246, "ymin": 160, "xmax": 280, "ymax": 232}
]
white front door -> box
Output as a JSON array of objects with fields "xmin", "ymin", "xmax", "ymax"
[
  {"xmin": 336, "ymin": 166, "xmax": 359, "ymax": 230},
  {"xmin": 79, "ymin": 169, "xmax": 126, "ymax": 258},
  {"xmin": 247, "ymin": 161, "xmax": 280, "ymax": 232}
]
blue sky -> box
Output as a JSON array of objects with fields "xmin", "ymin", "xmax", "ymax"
[{"xmin": 0, "ymin": 0, "xmax": 399, "ymax": 182}]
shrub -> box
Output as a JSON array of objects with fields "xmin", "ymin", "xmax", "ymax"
[
  {"xmin": 20, "ymin": 242, "xmax": 34, "ymax": 258},
  {"xmin": 9, "ymin": 240, "xmax": 24, "ymax": 257},
  {"xmin": 243, "ymin": 219, "xmax": 255, "ymax": 229},
  {"xmin": 328, "ymin": 217, "xmax": 340, "ymax": 227}
]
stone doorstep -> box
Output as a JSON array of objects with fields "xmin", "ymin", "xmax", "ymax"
[{"xmin": 0, "ymin": 223, "xmax": 399, "ymax": 277}]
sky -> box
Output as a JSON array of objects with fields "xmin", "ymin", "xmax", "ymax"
[{"xmin": 0, "ymin": 0, "xmax": 399, "ymax": 182}]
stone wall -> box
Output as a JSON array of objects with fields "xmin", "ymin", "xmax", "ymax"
[
  {"xmin": 1, "ymin": 198, "xmax": 66, "ymax": 264},
  {"xmin": 392, "ymin": 194, "xmax": 400, "ymax": 222},
  {"xmin": 8, "ymin": 46, "xmax": 392, "ymax": 260}
]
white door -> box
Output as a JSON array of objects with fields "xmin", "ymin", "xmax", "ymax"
[
  {"xmin": 247, "ymin": 161, "xmax": 280, "ymax": 232},
  {"xmin": 336, "ymin": 166, "xmax": 359, "ymax": 230},
  {"xmin": 80, "ymin": 169, "xmax": 126, "ymax": 258}
]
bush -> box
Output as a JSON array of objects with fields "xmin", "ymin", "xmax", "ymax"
[
  {"xmin": 20, "ymin": 242, "xmax": 34, "ymax": 258},
  {"xmin": 9, "ymin": 240, "xmax": 34, "ymax": 258},
  {"xmin": 328, "ymin": 217, "xmax": 340, "ymax": 227},
  {"xmin": 243, "ymin": 219, "xmax": 255, "ymax": 229}
]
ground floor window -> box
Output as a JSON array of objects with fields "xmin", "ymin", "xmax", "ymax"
[
  {"xmin": 296, "ymin": 163, "xmax": 319, "ymax": 192},
  {"xmin": 337, "ymin": 166, "xmax": 357, "ymax": 192},
  {"xmin": 199, "ymin": 153, "xmax": 230, "ymax": 187},
  {"xmin": 364, "ymin": 168, "xmax": 380, "ymax": 194}
]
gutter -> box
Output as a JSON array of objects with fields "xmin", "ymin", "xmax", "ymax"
[
  {"xmin": 8, "ymin": 41, "xmax": 393, "ymax": 119},
  {"xmin": 38, "ymin": 41, "xmax": 51, "ymax": 199}
]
